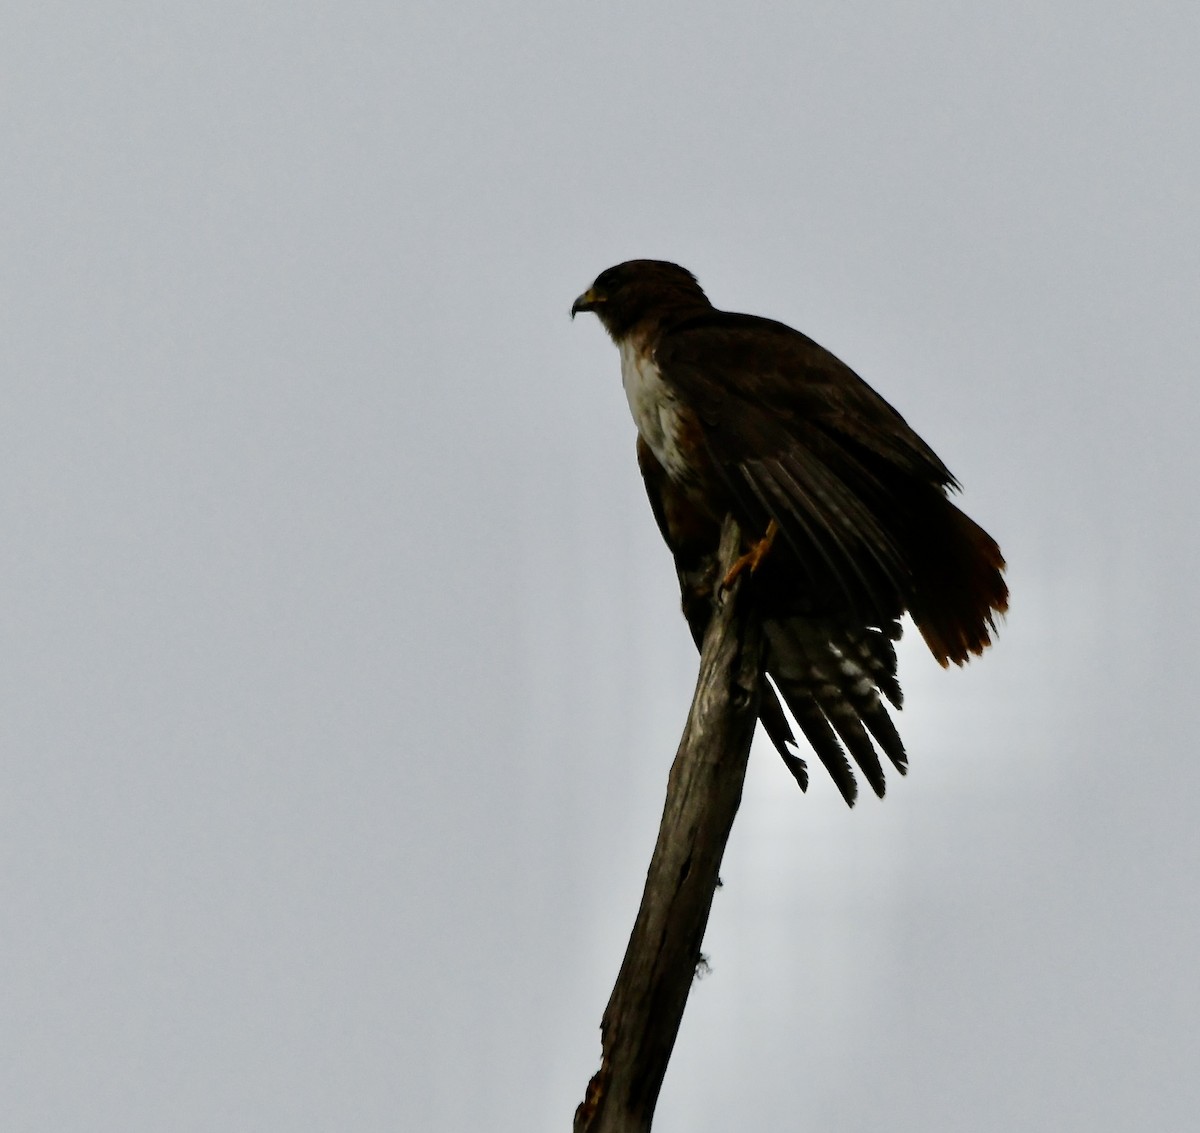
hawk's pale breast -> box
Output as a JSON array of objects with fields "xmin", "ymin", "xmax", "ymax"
[{"xmin": 618, "ymin": 338, "xmax": 701, "ymax": 489}]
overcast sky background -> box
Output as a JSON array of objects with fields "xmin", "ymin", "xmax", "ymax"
[{"xmin": 3, "ymin": 3, "xmax": 1198, "ymax": 1130}]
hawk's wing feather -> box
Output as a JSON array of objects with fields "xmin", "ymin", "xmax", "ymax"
[
  {"xmin": 780, "ymin": 684, "xmax": 860, "ymax": 805},
  {"xmin": 659, "ymin": 312, "xmax": 956, "ymax": 484},
  {"xmin": 763, "ymin": 616, "xmax": 908, "ymax": 806},
  {"xmin": 658, "ymin": 314, "xmax": 939, "ymax": 624},
  {"xmin": 741, "ymin": 451, "xmax": 910, "ymax": 620},
  {"xmin": 657, "ymin": 309, "xmax": 1007, "ymax": 663},
  {"xmin": 637, "ymin": 430, "xmax": 907, "ymax": 806}
]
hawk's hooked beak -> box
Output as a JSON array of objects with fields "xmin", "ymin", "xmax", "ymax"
[{"xmin": 571, "ymin": 288, "xmax": 604, "ymax": 319}]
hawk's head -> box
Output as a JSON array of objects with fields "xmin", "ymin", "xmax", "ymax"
[{"xmin": 571, "ymin": 260, "xmax": 710, "ymax": 339}]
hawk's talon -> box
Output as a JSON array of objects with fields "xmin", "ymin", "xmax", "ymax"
[{"xmin": 722, "ymin": 519, "xmax": 779, "ymax": 589}]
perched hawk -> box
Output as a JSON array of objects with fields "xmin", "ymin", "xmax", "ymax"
[{"xmin": 572, "ymin": 260, "xmax": 1007, "ymax": 805}]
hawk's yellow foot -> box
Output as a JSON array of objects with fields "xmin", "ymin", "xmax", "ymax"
[{"xmin": 722, "ymin": 519, "xmax": 779, "ymax": 589}]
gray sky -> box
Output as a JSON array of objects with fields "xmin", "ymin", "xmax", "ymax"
[{"xmin": 4, "ymin": 2, "xmax": 1198, "ymax": 1130}]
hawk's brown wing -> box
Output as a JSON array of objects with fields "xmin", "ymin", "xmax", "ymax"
[
  {"xmin": 656, "ymin": 312, "xmax": 1007, "ymax": 664},
  {"xmin": 640, "ymin": 428, "xmax": 904, "ymax": 805}
]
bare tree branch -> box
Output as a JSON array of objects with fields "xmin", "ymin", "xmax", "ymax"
[{"xmin": 575, "ymin": 517, "xmax": 763, "ymax": 1133}]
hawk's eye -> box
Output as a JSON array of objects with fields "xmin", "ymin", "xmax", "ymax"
[{"xmin": 594, "ymin": 267, "xmax": 625, "ymax": 293}]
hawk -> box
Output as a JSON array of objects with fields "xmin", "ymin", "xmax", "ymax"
[{"xmin": 572, "ymin": 260, "xmax": 1007, "ymax": 805}]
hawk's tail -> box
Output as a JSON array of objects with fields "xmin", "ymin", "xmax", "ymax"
[{"xmin": 906, "ymin": 493, "xmax": 1008, "ymax": 667}]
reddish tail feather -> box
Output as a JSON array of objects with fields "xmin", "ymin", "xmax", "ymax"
[{"xmin": 907, "ymin": 494, "xmax": 1008, "ymax": 667}]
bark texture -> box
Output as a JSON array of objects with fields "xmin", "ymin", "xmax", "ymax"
[{"xmin": 574, "ymin": 518, "xmax": 763, "ymax": 1133}]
